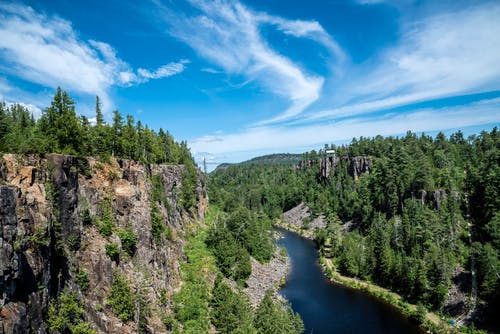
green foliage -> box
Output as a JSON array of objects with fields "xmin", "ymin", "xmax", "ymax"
[
  {"xmin": 107, "ymin": 271, "xmax": 135, "ymax": 322},
  {"xmin": 253, "ymin": 290, "xmax": 304, "ymax": 334},
  {"xmin": 173, "ymin": 230, "xmax": 216, "ymax": 333},
  {"xmin": 105, "ymin": 242, "xmax": 120, "ymax": 260},
  {"xmin": 75, "ymin": 268, "xmax": 90, "ymax": 292},
  {"xmin": 117, "ymin": 228, "xmax": 137, "ymax": 257},
  {"xmin": 46, "ymin": 289, "xmax": 96, "ymax": 333},
  {"xmin": 150, "ymin": 203, "xmax": 165, "ymax": 244},
  {"xmin": 173, "ymin": 230, "xmax": 213, "ymax": 333},
  {"xmin": 97, "ymin": 197, "xmax": 114, "ymax": 237},
  {"xmin": 29, "ymin": 225, "xmax": 50, "ymax": 247},
  {"xmin": 0, "ymin": 88, "xmax": 196, "ymax": 166},
  {"xmin": 150, "ymin": 174, "xmax": 167, "ymax": 205},
  {"xmin": 206, "ymin": 225, "xmax": 252, "ymax": 283},
  {"xmin": 210, "ymin": 274, "xmax": 255, "ymax": 333},
  {"xmin": 180, "ymin": 161, "xmax": 198, "ymax": 212}
]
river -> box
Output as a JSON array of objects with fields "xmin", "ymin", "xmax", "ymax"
[{"xmin": 277, "ymin": 228, "xmax": 424, "ymax": 334}]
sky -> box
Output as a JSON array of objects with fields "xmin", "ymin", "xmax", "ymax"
[{"xmin": 0, "ymin": 0, "xmax": 499, "ymax": 169}]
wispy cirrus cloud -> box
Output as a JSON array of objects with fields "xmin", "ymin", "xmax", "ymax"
[
  {"xmin": 0, "ymin": 3, "xmax": 187, "ymax": 112},
  {"xmin": 154, "ymin": 0, "xmax": 344, "ymax": 124},
  {"xmin": 190, "ymin": 97, "xmax": 500, "ymax": 163},
  {"xmin": 308, "ymin": 2, "xmax": 500, "ymax": 122},
  {"xmin": 137, "ymin": 59, "xmax": 190, "ymax": 80}
]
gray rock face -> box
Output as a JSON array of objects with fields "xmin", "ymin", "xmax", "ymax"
[
  {"xmin": 0, "ymin": 154, "xmax": 206, "ymax": 334},
  {"xmin": 349, "ymin": 156, "xmax": 372, "ymax": 180},
  {"xmin": 282, "ymin": 203, "xmax": 326, "ymax": 231},
  {"xmin": 301, "ymin": 155, "xmax": 373, "ymax": 180}
]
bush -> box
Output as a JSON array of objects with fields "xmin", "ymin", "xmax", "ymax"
[
  {"xmin": 105, "ymin": 242, "xmax": 120, "ymax": 261},
  {"xmin": 117, "ymin": 228, "xmax": 137, "ymax": 257},
  {"xmin": 75, "ymin": 268, "xmax": 90, "ymax": 292},
  {"xmin": 150, "ymin": 203, "xmax": 164, "ymax": 244},
  {"xmin": 107, "ymin": 271, "xmax": 135, "ymax": 322},
  {"xmin": 46, "ymin": 290, "xmax": 95, "ymax": 333},
  {"xmin": 97, "ymin": 197, "xmax": 114, "ymax": 237}
]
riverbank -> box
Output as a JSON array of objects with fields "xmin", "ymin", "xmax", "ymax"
[
  {"xmin": 274, "ymin": 219, "xmax": 315, "ymax": 240},
  {"xmin": 276, "ymin": 223, "xmax": 458, "ymax": 334},
  {"xmin": 320, "ymin": 257, "xmax": 458, "ymax": 334},
  {"xmin": 243, "ymin": 246, "xmax": 290, "ymax": 308}
]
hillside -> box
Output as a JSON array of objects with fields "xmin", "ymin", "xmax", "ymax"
[
  {"xmin": 209, "ymin": 129, "xmax": 500, "ymax": 333},
  {"xmin": 241, "ymin": 153, "xmax": 304, "ymax": 166},
  {"xmin": 213, "ymin": 153, "xmax": 304, "ymax": 173}
]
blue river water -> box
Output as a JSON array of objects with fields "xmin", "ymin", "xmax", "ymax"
[{"xmin": 277, "ymin": 228, "xmax": 424, "ymax": 334}]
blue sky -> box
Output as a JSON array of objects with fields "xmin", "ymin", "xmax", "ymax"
[{"xmin": 0, "ymin": 0, "xmax": 499, "ymax": 169}]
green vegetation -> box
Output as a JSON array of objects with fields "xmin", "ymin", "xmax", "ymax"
[
  {"xmin": 46, "ymin": 289, "xmax": 95, "ymax": 334},
  {"xmin": 117, "ymin": 228, "xmax": 137, "ymax": 257},
  {"xmin": 210, "ymin": 129, "xmax": 499, "ymax": 330},
  {"xmin": 105, "ymin": 242, "xmax": 120, "ymax": 260},
  {"xmin": 253, "ymin": 290, "xmax": 304, "ymax": 334},
  {"xmin": 173, "ymin": 228, "xmax": 215, "ymax": 333},
  {"xmin": 107, "ymin": 271, "xmax": 135, "ymax": 322},
  {"xmin": 173, "ymin": 218, "xmax": 303, "ymax": 334},
  {"xmin": 97, "ymin": 197, "xmax": 114, "ymax": 237},
  {"xmin": 204, "ymin": 206, "xmax": 275, "ymax": 284},
  {"xmin": 0, "ymin": 90, "xmax": 196, "ymax": 168},
  {"xmin": 150, "ymin": 203, "xmax": 165, "ymax": 244},
  {"xmin": 75, "ymin": 268, "xmax": 90, "ymax": 293},
  {"xmin": 210, "ymin": 274, "xmax": 254, "ymax": 333}
]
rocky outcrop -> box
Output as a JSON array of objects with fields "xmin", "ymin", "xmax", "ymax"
[
  {"xmin": 282, "ymin": 203, "xmax": 326, "ymax": 232},
  {"xmin": 300, "ymin": 155, "xmax": 372, "ymax": 180},
  {"xmin": 411, "ymin": 189, "xmax": 460, "ymax": 209},
  {"xmin": 0, "ymin": 154, "xmax": 206, "ymax": 333},
  {"xmin": 349, "ymin": 156, "xmax": 372, "ymax": 180}
]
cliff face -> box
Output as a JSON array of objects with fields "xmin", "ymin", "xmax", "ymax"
[
  {"xmin": 299, "ymin": 155, "xmax": 373, "ymax": 180},
  {"xmin": 0, "ymin": 154, "xmax": 206, "ymax": 333}
]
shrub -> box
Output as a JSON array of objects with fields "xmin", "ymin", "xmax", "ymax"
[
  {"xmin": 75, "ymin": 268, "xmax": 90, "ymax": 292},
  {"xmin": 107, "ymin": 271, "xmax": 135, "ymax": 322},
  {"xmin": 150, "ymin": 203, "xmax": 164, "ymax": 244},
  {"xmin": 105, "ymin": 242, "xmax": 120, "ymax": 261},
  {"xmin": 46, "ymin": 290, "xmax": 95, "ymax": 333},
  {"xmin": 117, "ymin": 228, "xmax": 137, "ymax": 257},
  {"xmin": 97, "ymin": 197, "xmax": 114, "ymax": 237}
]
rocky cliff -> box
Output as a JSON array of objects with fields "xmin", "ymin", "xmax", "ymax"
[
  {"xmin": 0, "ymin": 154, "xmax": 206, "ymax": 333},
  {"xmin": 298, "ymin": 155, "xmax": 373, "ymax": 180}
]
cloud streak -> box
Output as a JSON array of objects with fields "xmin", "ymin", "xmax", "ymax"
[
  {"xmin": 0, "ymin": 3, "xmax": 187, "ymax": 111},
  {"xmin": 190, "ymin": 97, "xmax": 500, "ymax": 161},
  {"xmin": 155, "ymin": 0, "xmax": 344, "ymax": 124},
  {"xmin": 310, "ymin": 2, "xmax": 500, "ymax": 122}
]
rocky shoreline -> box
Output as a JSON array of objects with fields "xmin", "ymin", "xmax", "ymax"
[{"xmin": 244, "ymin": 248, "xmax": 290, "ymax": 308}]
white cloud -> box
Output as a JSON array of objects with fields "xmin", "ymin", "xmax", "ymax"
[
  {"xmin": 256, "ymin": 14, "xmax": 346, "ymax": 65},
  {"xmin": 310, "ymin": 2, "xmax": 500, "ymax": 122},
  {"xmin": 155, "ymin": 0, "xmax": 342, "ymax": 124},
  {"xmin": 189, "ymin": 97, "xmax": 500, "ymax": 161},
  {"xmin": 0, "ymin": 3, "xmax": 187, "ymax": 112},
  {"xmin": 137, "ymin": 59, "xmax": 189, "ymax": 80},
  {"xmin": 201, "ymin": 67, "xmax": 223, "ymax": 74},
  {"xmin": 4, "ymin": 101, "xmax": 42, "ymax": 119}
]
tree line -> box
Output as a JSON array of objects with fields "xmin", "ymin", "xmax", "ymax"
[{"xmin": 0, "ymin": 87, "xmax": 194, "ymax": 166}]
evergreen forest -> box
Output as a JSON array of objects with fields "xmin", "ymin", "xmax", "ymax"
[{"xmin": 209, "ymin": 129, "xmax": 500, "ymax": 331}]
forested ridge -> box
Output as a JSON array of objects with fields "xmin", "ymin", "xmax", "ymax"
[
  {"xmin": 0, "ymin": 88, "xmax": 194, "ymax": 166},
  {"xmin": 0, "ymin": 88, "xmax": 201, "ymax": 212},
  {"xmin": 210, "ymin": 129, "xmax": 500, "ymax": 332}
]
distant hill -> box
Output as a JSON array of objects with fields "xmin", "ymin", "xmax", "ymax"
[
  {"xmin": 212, "ymin": 153, "xmax": 303, "ymax": 173},
  {"xmin": 241, "ymin": 153, "xmax": 303, "ymax": 165}
]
